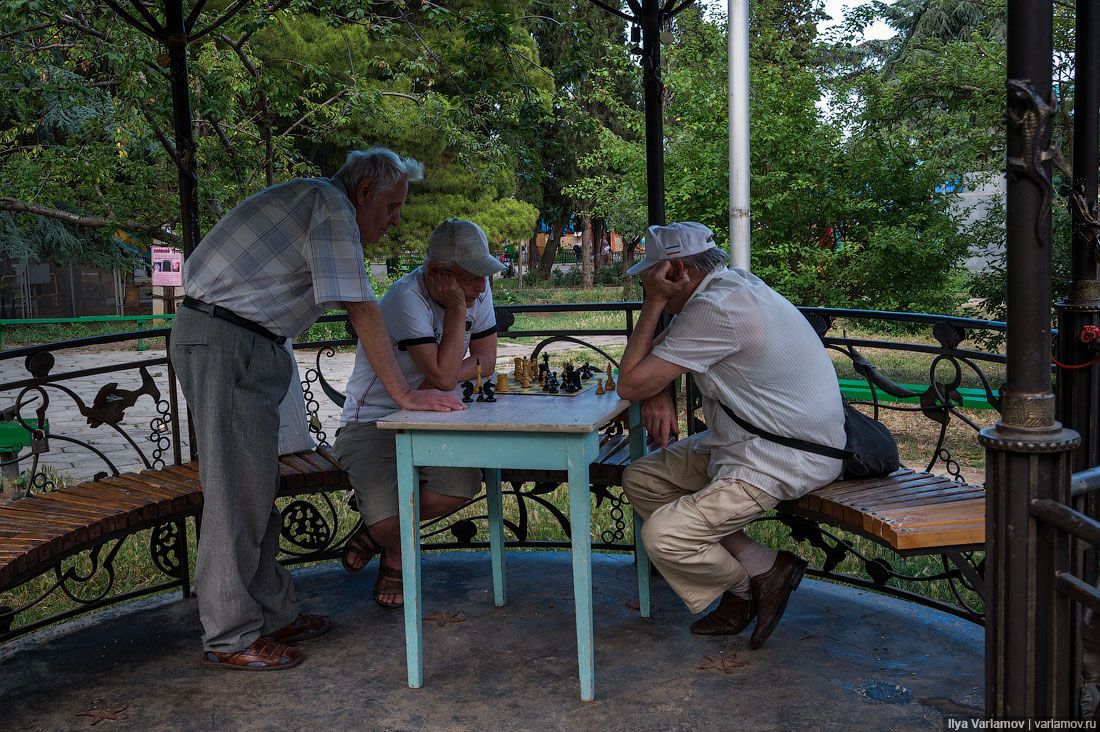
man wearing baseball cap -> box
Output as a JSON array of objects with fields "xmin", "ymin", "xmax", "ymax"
[
  {"xmin": 616, "ymin": 222, "xmax": 846, "ymax": 649},
  {"xmin": 334, "ymin": 218, "xmax": 503, "ymax": 608}
]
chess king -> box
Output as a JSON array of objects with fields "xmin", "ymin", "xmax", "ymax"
[{"xmin": 334, "ymin": 218, "xmax": 503, "ymax": 608}]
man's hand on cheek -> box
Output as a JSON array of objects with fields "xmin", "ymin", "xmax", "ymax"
[
  {"xmin": 427, "ymin": 271, "xmax": 466, "ymax": 311},
  {"xmin": 640, "ymin": 261, "xmax": 691, "ymax": 303}
]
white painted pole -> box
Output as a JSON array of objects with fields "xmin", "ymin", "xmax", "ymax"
[{"xmin": 728, "ymin": 0, "xmax": 751, "ymax": 270}]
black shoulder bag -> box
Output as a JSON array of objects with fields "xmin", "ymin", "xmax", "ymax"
[{"xmin": 717, "ymin": 400, "xmax": 901, "ymax": 480}]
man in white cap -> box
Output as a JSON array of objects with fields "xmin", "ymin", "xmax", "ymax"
[
  {"xmin": 334, "ymin": 218, "xmax": 504, "ymax": 608},
  {"xmin": 616, "ymin": 221, "xmax": 846, "ymax": 649}
]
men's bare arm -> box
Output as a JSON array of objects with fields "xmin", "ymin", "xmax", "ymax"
[
  {"xmin": 344, "ymin": 300, "xmax": 464, "ymax": 412},
  {"xmin": 406, "ymin": 272, "xmax": 468, "ymax": 390},
  {"xmin": 464, "ymin": 332, "xmax": 498, "ymax": 381},
  {"xmin": 616, "ymin": 262, "xmax": 689, "ymax": 402}
]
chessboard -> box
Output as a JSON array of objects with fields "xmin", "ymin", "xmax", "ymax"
[
  {"xmin": 479, "ymin": 357, "xmax": 614, "ymax": 398},
  {"xmin": 491, "ymin": 373, "xmax": 602, "ymax": 397}
]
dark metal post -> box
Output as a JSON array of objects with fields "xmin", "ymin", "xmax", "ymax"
[
  {"xmin": 982, "ymin": 0, "xmax": 1081, "ymax": 718},
  {"xmin": 1057, "ymin": 0, "xmax": 1100, "ymax": 475},
  {"xmin": 1058, "ymin": 0, "xmax": 1100, "ymax": 714},
  {"xmin": 641, "ymin": 0, "xmax": 665, "ymax": 227},
  {"xmin": 164, "ymin": 0, "xmax": 200, "ymax": 257}
]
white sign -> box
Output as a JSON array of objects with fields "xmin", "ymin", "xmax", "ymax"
[{"xmin": 151, "ymin": 246, "xmax": 183, "ymax": 287}]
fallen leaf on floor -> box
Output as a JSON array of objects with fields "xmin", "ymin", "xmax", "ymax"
[
  {"xmin": 77, "ymin": 702, "xmax": 128, "ymax": 726},
  {"xmin": 698, "ymin": 655, "xmax": 748, "ymax": 673},
  {"xmin": 424, "ymin": 611, "xmax": 465, "ymax": 627},
  {"xmin": 624, "ymin": 599, "xmax": 640, "ymax": 611}
]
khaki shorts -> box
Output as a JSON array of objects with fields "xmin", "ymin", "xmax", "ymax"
[{"xmin": 333, "ymin": 421, "xmax": 483, "ymax": 526}]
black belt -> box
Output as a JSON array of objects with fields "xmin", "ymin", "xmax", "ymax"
[{"xmin": 181, "ymin": 297, "xmax": 287, "ymax": 345}]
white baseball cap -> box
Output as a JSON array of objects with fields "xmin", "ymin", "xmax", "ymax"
[
  {"xmin": 425, "ymin": 218, "xmax": 506, "ymax": 277},
  {"xmin": 626, "ymin": 222, "xmax": 720, "ymax": 276}
]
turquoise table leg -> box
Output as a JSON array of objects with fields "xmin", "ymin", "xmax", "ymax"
[
  {"xmin": 633, "ymin": 512, "xmax": 652, "ymax": 618},
  {"xmin": 626, "ymin": 402, "xmax": 651, "ymax": 617},
  {"xmin": 485, "ymin": 467, "xmax": 506, "ymax": 606},
  {"xmin": 567, "ymin": 437, "xmax": 595, "ymax": 702},
  {"xmin": 395, "ymin": 432, "xmax": 423, "ymax": 689}
]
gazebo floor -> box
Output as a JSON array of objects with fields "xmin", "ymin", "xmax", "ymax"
[{"xmin": 0, "ymin": 552, "xmax": 983, "ymax": 731}]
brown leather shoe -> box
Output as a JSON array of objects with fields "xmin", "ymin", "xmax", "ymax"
[
  {"xmin": 201, "ymin": 637, "xmax": 303, "ymax": 671},
  {"xmin": 264, "ymin": 613, "xmax": 332, "ymax": 644},
  {"xmin": 748, "ymin": 550, "xmax": 807, "ymax": 650},
  {"xmin": 690, "ymin": 592, "xmax": 756, "ymax": 636}
]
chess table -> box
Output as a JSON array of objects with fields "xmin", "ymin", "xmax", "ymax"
[{"xmin": 376, "ymin": 388, "xmax": 648, "ymax": 702}]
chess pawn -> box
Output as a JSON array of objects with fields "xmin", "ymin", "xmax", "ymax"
[
  {"xmin": 595, "ymin": 378, "xmax": 605, "ymax": 395},
  {"xmin": 496, "ymin": 373, "xmax": 510, "ymax": 393},
  {"xmin": 519, "ymin": 372, "xmax": 530, "ymax": 389}
]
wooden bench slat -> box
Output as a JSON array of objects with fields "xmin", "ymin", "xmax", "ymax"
[
  {"xmin": 116, "ymin": 474, "xmax": 203, "ymax": 506},
  {"xmin": 852, "ymin": 483, "xmax": 983, "ymax": 510},
  {"xmin": 293, "ymin": 450, "xmax": 344, "ymax": 481},
  {"xmin": 832, "ymin": 476, "xmax": 960, "ymax": 508},
  {"xmin": 134, "ymin": 469, "xmax": 201, "ymax": 491},
  {"xmin": 64, "ymin": 485, "xmax": 159, "ymax": 525},
  {"xmin": 841, "ymin": 482, "xmax": 979, "ymax": 528},
  {"xmin": 798, "ymin": 474, "xmax": 925, "ymax": 515},
  {"xmin": 96, "ymin": 477, "xmax": 193, "ymax": 517},
  {"xmin": 280, "ymin": 454, "xmax": 325, "ymax": 487},
  {"xmin": 36, "ymin": 492, "xmax": 135, "ymax": 534}
]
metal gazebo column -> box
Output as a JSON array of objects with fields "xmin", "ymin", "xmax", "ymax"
[
  {"xmin": 164, "ymin": 0, "xmax": 201, "ymax": 257},
  {"xmin": 639, "ymin": 0, "xmax": 665, "ymax": 227},
  {"xmin": 1058, "ymin": 0, "xmax": 1100, "ymax": 484},
  {"xmin": 1058, "ymin": 0, "xmax": 1100, "ymax": 712},
  {"xmin": 590, "ymin": 0, "xmax": 697, "ymax": 227},
  {"xmin": 982, "ymin": 0, "xmax": 1081, "ymax": 718}
]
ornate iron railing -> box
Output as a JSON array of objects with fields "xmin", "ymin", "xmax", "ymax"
[{"xmin": 0, "ymin": 303, "xmax": 1007, "ymax": 636}]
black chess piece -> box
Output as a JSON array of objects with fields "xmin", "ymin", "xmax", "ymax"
[
  {"xmin": 580, "ymin": 363, "xmax": 593, "ymax": 379},
  {"xmin": 548, "ymin": 377, "xmax": 559, "ymax": 394},
  {"xmin": 461, "ymin": 381, "xmax": 475, "ymax": 403},
  {"xmin": 483, "ymin": 380, "xmax": 496, "ymax": 402}
]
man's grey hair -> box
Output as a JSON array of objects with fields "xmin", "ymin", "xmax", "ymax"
[
  {"xmin": 334, "ymin": 147, "xmax": 425, "ymax": 198},
  {"xmin": 679, "ymin": 247, "xmax": 728, "ymax": 274}
]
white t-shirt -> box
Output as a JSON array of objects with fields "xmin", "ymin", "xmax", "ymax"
[
  {"xmin": 340, "ymin": 267, "xmax": 497, "ymax": 425},
  {"xmin": 651, "ymin": 267, "xmax": 845, "ymax": 500}
]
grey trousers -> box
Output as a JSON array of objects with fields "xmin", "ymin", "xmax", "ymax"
[{"xmin": 170, "ymin": 308, "xmax": 299, "ymax": 652}]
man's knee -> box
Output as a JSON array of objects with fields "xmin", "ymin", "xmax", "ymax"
[{"xmin": 640, "ymin": 508, "xmax": 693, "ymax": 562}]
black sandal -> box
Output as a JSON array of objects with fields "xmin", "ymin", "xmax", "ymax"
[{"xmin": 341, "ymin": 524, "xmax": 382, "ymax": 574}]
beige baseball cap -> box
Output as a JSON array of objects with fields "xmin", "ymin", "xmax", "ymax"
[{"xmin": 425, "ymin": 219, "xmax": 506, "ymax": 277}]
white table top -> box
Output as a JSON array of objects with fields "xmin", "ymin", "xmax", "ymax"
[{"xmin": 376, "ymin": 386, "xmax": 631, "ymax": 433}]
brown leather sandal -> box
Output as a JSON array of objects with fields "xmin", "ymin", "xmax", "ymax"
[
  {"xmin": 264, "ymin": 613, "xmax": 332, "ymax": 644},
  {"xmin": 201, "ymin": 637, "xmax": 303, "ymax": 672},
  {"xmin": 373, "ymin": 564, "xmax": 404, "ymax": 609},
  {"xmin": 341, "ymin": 524, "xmax": 382, "ymax": 574}
]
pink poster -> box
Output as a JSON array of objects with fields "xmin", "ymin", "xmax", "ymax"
[{"xmin": 151, "ymin": 246, "xmax": 183, "ymax": 287}]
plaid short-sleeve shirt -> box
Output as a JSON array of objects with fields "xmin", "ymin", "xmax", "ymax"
[{"xmin": 183, "ymin": 177, "xmax": 375, "ymax": 337}]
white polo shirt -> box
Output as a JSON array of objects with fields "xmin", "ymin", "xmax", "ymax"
[
  {"xmin": 340, "ymin": 267, "xmax": 497, "ymax": 425},
  {"xmin": 651, "ymin": 267, "xmax": 845, "ymax": 500}
]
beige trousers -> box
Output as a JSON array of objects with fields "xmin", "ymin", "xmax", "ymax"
[{"xmin": 623, "ymin": 433, "xmax": 778, "ymax": 613}]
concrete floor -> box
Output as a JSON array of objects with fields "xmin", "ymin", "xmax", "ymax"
[{"xmin": 0, "ymin": 552, "xmax": 983, "ymax": 731}]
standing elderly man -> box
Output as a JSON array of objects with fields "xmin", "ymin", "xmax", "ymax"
[
  {"xmin": 172, "ymin": 147, "xmax": 465, "ymax": 672},
  {"xmin": 335, "ymin": 218, "xmax": 502, "ymax": 608},
  {"xmin": 616, "ymin": 222, "xmax": 845, "ymax": 650}
]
